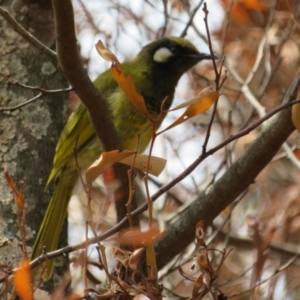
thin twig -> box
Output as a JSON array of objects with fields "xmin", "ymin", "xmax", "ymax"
[
  {"xmin": 201, "ymin": 3, "xmax": 224, "ymax": 154},
  {"xmin": 0, "ymin": 83, "xmax": 72, "ymax": 112},
  {"xmin": 160, "ymin": 0, "xmax": 168, "ymax": 37},
  {"xmin": 8, "ymin": 81, "xmax": 72, "ymax": 93},
  {"xmin": 77, "ymin": 0, "xmax": 103, "ymax": 35},
  {"xmin": 0, "ymin": 93, "xmax": 42, "ymax": 112},
  {"xmin": 228, "ymin": 254, "xmax": 300, "ymax": 298},
  {"xmin": 180, "ymin": 0, "xmax": 204, "ymax": 38},
  {"xmin": 202, "ymin": 3, "xmax": 219, "ymax": 88}
]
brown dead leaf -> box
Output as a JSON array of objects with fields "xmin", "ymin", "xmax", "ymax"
[
  {"xmin": 192, "ymin": 273, "xmax": 206, "ymax": 300},
  {"xmin": 244, "ymin": 0, "xmax": 268, "ymax": 10},
  {"xmin": 113, "ymin": 248, "xmax": 131, "ymax": 274},
  {"xmin": 119, "ymin": 225, "xmax": 161, "ymax": 246},
  {"xmin": 111, "ymin": 63, "xmax": 150, "ymax": 119},
  {"xmin": 95, "ymin": 40, "xmax": 119, "ymax": 63},
  {"xmin": 96, "ymin": 40, "xmax": 150, "ymax": 119},
  {"xmin": 195, "ymin": 221, "xmax": 206, "ymax": 247},
  {"xmin": 3, "ymin": 165, "xmax": 23, "ymax": 210},
  {"xmin": 86, "ymin": 150, "xmax": 135, "ymax": 183},
  {"xmin": 128, "ymin": 248, "xmax": 145, "ymax": 271},
  {"xmin": 197, "ymin": 248, "xmax": 213, "ymax": 273},
  {"xmin": 168, "ymin": 86, "xmax": 214, "ymax": 111},
  {"xmin": 158, "ymin": 90, "xmax": 219, "ymax": 134},
  {"xmin": 119, "ymin": 154, "xmax": 167, "ymax": 176}
]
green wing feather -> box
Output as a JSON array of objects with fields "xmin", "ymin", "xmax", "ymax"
[
  {"xmin": 46, "ymin": 68, "xmax": 118, "ymax": 186},
  {"xmin": 33, "ymin": 172, "xmax": 74, "ymax": 280}
]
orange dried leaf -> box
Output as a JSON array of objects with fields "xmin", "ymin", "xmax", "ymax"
[
  {"xmin": 230, "ymin": 3, "xmax": 252, "ymax": 25},
  {"xmin": 293, "ymin": 148, "xmax": 300, "ymax": 160},
  {"xmin": 192, "ymin": 273, "xmax": 205, "ymax": 299},
  {"xmin": 95, "ymin": 40, "xmax": 150, "ymax": 119},
  {"xmin": 168, "ymin": 86, "xmax": 214, "ymax": 111},
  {"xmin": 14, "ymin": 259, "xmax": 33, "ymax": 300},
  {"xmin": 111, "ymin": 63, "xmax": 150, "ymax": 119},
  {"xmin": 119, "ymin": 154, "xmax": 167, "ymax": 176},
  {"xmin": 116, "ymin": 279, "xmax": 131, "ymax": 292},
  {"xmin": 86, "ymin": 150, "xmax": 135, "ymax": 183},
  {"xmin": 95, "ymin": 40, "xmax": 119, "ymax": 63},
  {"xmin": 113, "ymin": 247, "xmax": 131, "ymax": 269},
  {"xmin": 196, "ymin": 221, "xmax": 206, "ymax": 246},
  {"xmin": 3, "ymin": 166, "xmax": 24, "ymax": 209},
  {"xmin": 119, "ymin": 225, "xmax": 161, "ymax": 246},
  {"xmin": 103, "ymin": 168, "xmax": 116, "ymax": 184},
  {"xmin": 159, "ymin": 91, "xmax": 219, "ymax": 134},
  {"xmin": 197, "ymin": 248, "xmax": 213, "ymax": 273},
  {"xmin": 244, "ymin": 0, "xmax": 268, "ymax": 10},
  {"xmin": 128, "ymin": 248, "xmax": 145, "ymax": 271},
  {"xmin": 113, "ymin": 247, "xmax": 131, "ymax": 258}
]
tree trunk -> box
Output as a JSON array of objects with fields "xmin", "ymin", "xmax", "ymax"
[{"xmin": 0, "ymin": 0, "xmax": 68, "ymax": 290}]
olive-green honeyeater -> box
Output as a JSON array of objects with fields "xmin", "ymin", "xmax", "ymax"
[{"xmin": 32, "ymin": 37, "xmax": 213, "ymax": 279}]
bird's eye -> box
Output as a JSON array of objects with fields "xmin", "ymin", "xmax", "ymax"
[{"xmin": 170, "ymin": 46, "xmax": 179, "ymax": 55}]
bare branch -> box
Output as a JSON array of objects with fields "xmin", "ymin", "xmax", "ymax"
[{"xmin": 180, "ymin": 0, "xmax": 204, "ymax": 38}]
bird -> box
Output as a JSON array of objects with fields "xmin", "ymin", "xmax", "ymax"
[{"xmin": 31, "ymin": 37, "xmax": 213, "ymax": 280}]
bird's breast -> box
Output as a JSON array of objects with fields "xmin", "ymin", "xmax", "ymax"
[{"xmin": 108, "ymin": 90, "xmax": 159, "ymax": 153}]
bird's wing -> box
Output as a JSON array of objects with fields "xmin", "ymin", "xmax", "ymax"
[
  {"xmin": 47, "ymin": 69, "xmax": 119, "ymax": 186},
  {"xmin": 47, "ymin": 102, "xmax": 95, "ymax": 185}
]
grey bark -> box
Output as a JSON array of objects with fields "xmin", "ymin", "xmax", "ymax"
[{"xmin": 0, "ymin": 0, "xmax": 68, "ymax": 290}]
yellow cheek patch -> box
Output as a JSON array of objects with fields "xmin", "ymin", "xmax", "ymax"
[{"xmin": 153, "ymin": 47, "xmax": 173, "ymax": 62}]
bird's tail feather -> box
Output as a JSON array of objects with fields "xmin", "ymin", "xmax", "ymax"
[{"xmin": 31, "ymin": 170, "xmax": 76, "ymax": 280}]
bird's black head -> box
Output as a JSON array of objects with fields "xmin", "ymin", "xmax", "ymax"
[
  {"xmin": 140, "ymin": 37, "xmax": 212, "ymax": 80},
  {"xmin": 132, "ymin": 37, "xmax": 213, "ymax": 114}
]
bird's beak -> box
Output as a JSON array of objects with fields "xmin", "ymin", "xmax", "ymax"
[{"xmin": 189, "ymin": 53, "xmax": 218, "ymax": 60}]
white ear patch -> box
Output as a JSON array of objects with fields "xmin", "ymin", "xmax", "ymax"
[{"xmin": 153, "ymin": 47, "xmax": 173, "ymax": 62}]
